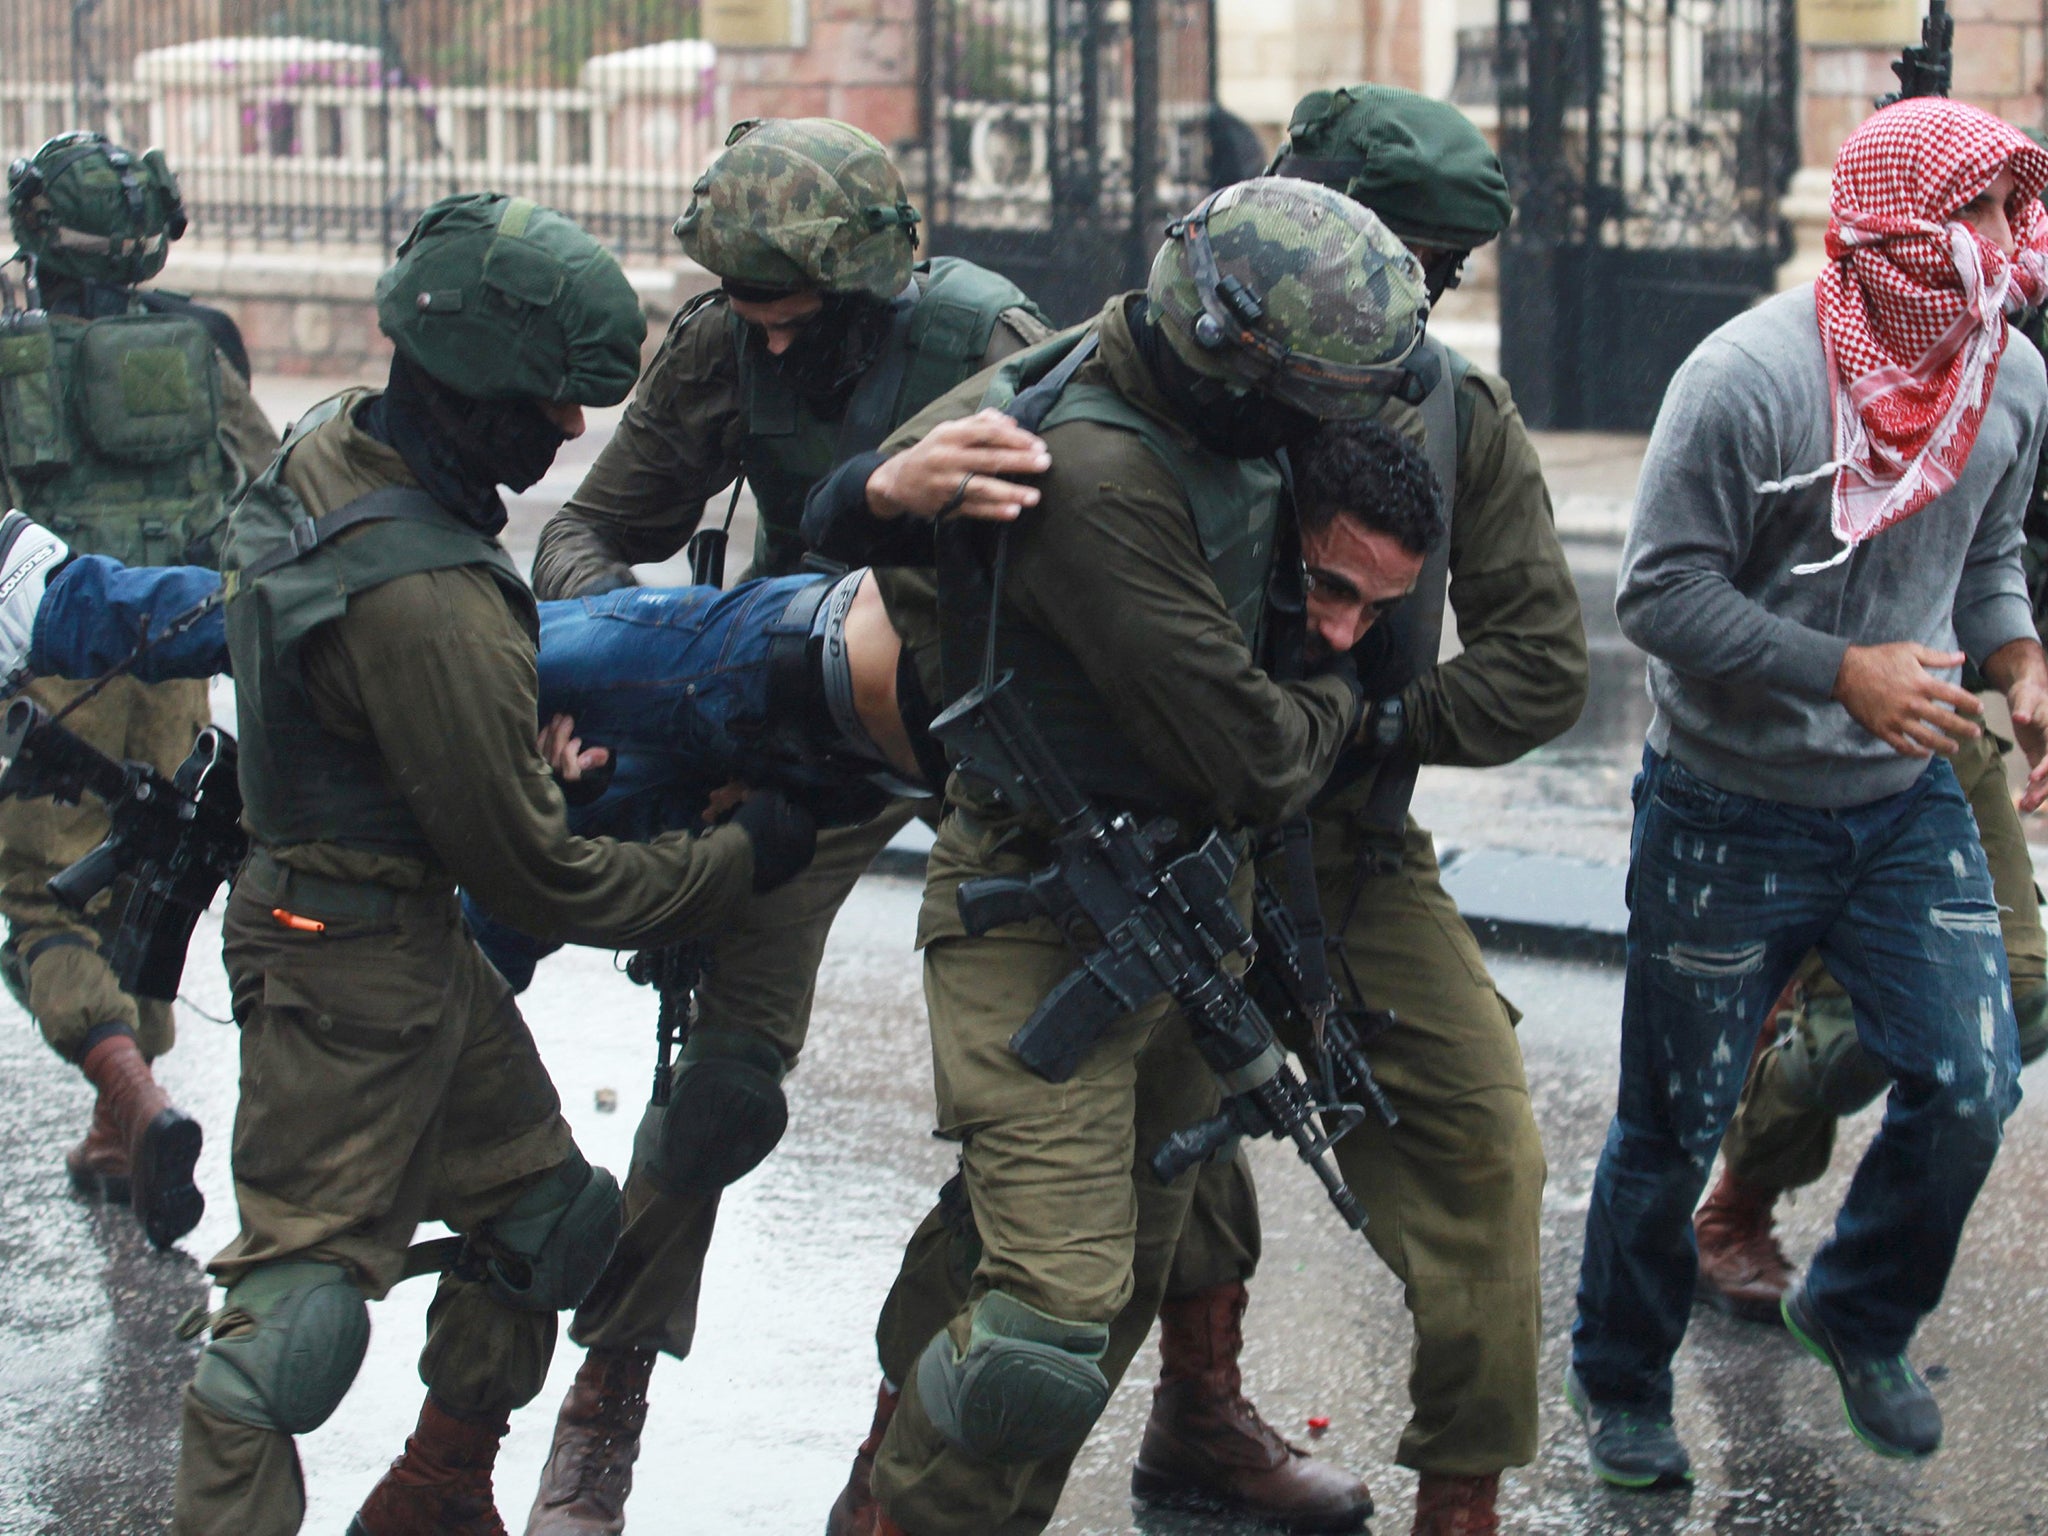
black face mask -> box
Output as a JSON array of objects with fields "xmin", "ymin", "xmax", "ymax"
[
  {"xmin": 1130, "ymin": 298, "xmax": 1319, "ymax": 459},
  {"xmin": 754, "ymin": 294, "xmax": 891, "ymax": 410},
  {"xmin": 363, "ymin": 352, "xmax": 568, "ymax": 535},
  {"xmin": 1418, "ymin": 248, "xmax": 1470, "ymax": 308}
]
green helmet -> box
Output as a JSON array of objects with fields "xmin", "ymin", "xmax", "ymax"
[
  {"xmin": 1272, "ymin": 85, "xmax": 1512, "ymax": 250},
  {"xmin": 6, "ymin": 132, "xmax": 188, "ymax": 287},
  {"xmin": 1148, "ymin": 178, "xmax": 1428, "ymax": 420},
  {"xmin": 375, "ymin": 193, "xmax": 646, "ymax": 407},
  {"xmin": 672, "ymin": 118, "xmax": 921, "ymax": 301}
]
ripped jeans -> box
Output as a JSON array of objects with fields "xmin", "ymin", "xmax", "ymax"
[{"xmin": 1571, "ymin": 748, "xmax": 2021, "ymax": 1413}]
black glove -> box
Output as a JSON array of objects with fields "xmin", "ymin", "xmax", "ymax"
[{"xmin": 731, "ymin": 790, "xmax": 818, "ymax": 893}]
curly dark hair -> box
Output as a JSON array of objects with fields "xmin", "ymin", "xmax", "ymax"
[{"xmin": 1293, "ymin": 417, "xmax": 1445, "ymax": 557}]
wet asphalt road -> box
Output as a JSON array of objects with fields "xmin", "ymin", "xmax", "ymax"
[{"xmin": 1, "ymin": 390, "xmax": 2044, "ymax": 1532}]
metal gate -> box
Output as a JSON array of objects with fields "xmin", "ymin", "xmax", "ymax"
[
  {"xmin": 1496, "ymin": 0, "xmax": 1800, "ymax": 430},
  {"xmin": 917, "ymin": 0, "xmax": 1218, "ymax": 325}
]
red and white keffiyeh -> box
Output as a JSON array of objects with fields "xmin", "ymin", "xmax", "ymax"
[{"xmin": 1779, "ymin": 99, "xmax": 2048, "ymax": 571}]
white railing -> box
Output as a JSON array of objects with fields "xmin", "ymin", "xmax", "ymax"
[{"xmin": 0, "ymin": 36, "xmax": 721, "ymax": 248}]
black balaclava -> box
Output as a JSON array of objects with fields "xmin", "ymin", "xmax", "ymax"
[
  {"xmin": 732, "ymin": 285, "xmax": 894, "ymax": 414},
  {"xmin": 32, "ymin": 270, "xmax": 124, "ymax": 318},
  {"xmin": 1128, "ymin": 297, "xmax": 1319, "ymax": 460},
  {"xmin": 360, "ymin": 351, "xmax": 567, "ymax": 535},
  {"xmin": 1415, "ymin": 247, "xmax": 1470, "ymax": 307}
]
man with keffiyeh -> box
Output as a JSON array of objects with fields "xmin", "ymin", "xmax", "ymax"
[{"xmin": 1568, "ymin": 97, "xmax": 2048, "ymax": 1486}]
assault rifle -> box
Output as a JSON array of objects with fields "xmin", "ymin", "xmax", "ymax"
[
  {"xmin": 0, "ymin": 697, "xmax": 246, "ymax": 999},
  {"xmin": 1877, "ymin": 0, "xmax": 1952, "ymax": 107},
  {"xmin": 1245, "ymin": 838, "xmax": 1400, "ymax": 1137},
  {"xmin": 626, "ymin": 939, "xmax": 711, "ymax": 1107},
  {"xmin": 933, "ymin": 671, "xmax": 1371, "ymax": 1237}
]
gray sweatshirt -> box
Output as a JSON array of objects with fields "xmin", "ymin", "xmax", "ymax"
[{"xmin": 1617, "ymin": 284, "xmax": 2046, "ymax": 808}]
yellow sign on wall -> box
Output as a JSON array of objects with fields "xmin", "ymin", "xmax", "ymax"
[
  {"xmin": 1799, "ymin": 0, "xmax": 1923, "ymax": 47},
  {"xmin": 702, "ymin": 0, "xmax": 802, "ymax": 48}
]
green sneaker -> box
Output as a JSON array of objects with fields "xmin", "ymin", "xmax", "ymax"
[
  {"xmin": 1564, "ymin": 1366, "xmax": 1693, "ymax": 1489},
  {"xmin": 1782, "ymin": 1280, "xmax": 1942, "ymax": 1459}
]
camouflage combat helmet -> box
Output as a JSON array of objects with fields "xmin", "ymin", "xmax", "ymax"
[
  {"xmin": 673, "ymin": 118, "xmax": 920, "ymax": 301},
  {"xmin": 6, "ymin": 131, "xmax": 188, "ymax": 286},
  {"xmin": 1273, "ymin": 85, "xmax": 1512, "ymax": 249},
  {"xmin": 1148, "ymin": 178, "xmax": 1428, "ymax": 419},
  {"xmin": 375, "ymin": 192, "xmax": 646, "ymax": 406}
]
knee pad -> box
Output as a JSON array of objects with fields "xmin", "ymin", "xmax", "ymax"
[
  {"xmin": 475, "ymin": 1147, "xmax": 622, "ymax": 1313},
  {"xmin": 185, "ymin": 1262, "xmax": 369, "ymax": 1435},
  {"xmin": 2015, "ymin": 987, "xmax": 2048, "ymax": 1068},
  {"xmin": 652, "ymin": 1027, "xmax": 789, "ymax": 1190},
  {"xmin": 914, "ymin": 1290, "xmax": 1110, "ymax": 1464},
  {"xmin": 1778, "ymin": 995, "xmax": 1890, "ymax": 1116}
]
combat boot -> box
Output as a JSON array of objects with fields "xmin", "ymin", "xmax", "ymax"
[
  {"xmin": 1132, "ymin": 1281, "xmax": 1373, "ymax": 1533},
  {"xmin": 64, "ymin": 1087, "xmax": 131, "ymax": 1203},
  {"xmin": 349, "ymin": 1395, "xmax": 509, "ymax": 1536},
  {"xmin": 524, "ymin": 1346, "xmax": 657, "ymax": 1535},
  {"xmin": 1411, "ymin": 1472, "xmax": 1499, "ymax": 1536},
  {"xmin": 78, "ymin": 1031, "xmax": 201, "ymax": 1247},
  {"xmin": 1693, "ymin": 1167, "xmax": 1792, "ymax": 1324},
  {"xmin": 825, "ymin": 1380, "xmax": 899, "ymax": 1535}
]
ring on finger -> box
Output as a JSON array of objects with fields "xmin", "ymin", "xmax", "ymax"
[{"xmin": 938, "ymin": 472, "xmax": 975, "ymax": 517}]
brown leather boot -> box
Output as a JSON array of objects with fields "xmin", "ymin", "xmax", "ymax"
[
  {"xmin": 79, "ymin": 1031, "xmax": 201, "ymax": 1247},
  {"xmin": 824, "ymin": 1380, "xmax": 900, "ymax": 1536},
  {"xmin": 348, "ymin": 1395, "xmax": 509, "ymax": 1535},
  {"xmin": 64, "ymin": 1087, "xmax": 131, "ymax": 1203},
  {"xmin": 523, "ymin": 1346, "xmax": 657, "ymax": 1535},
  {"xmin": 1693, "ymin": 1167, "xmax": 1792, "ymax": 1324},
  {"xmin": 1132, "ymin": 1281, "xmax": 1373, "ymax": 1533},
  {"xmin": 1412, "ymin": 1472, "xmax": 1499, "ymax": 1536}
]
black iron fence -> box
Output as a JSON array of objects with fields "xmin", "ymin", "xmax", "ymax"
[
  {"xmin": 917, "ymin": 0, "xmax": 1218, "ymax": 324},
  {"xmin": 2, "ymin": 0, "xmax": 717, "ymax": 253},
  {"xmin": 1495, "ymin": 0, "xmax": 1799, "ymax": 431}
]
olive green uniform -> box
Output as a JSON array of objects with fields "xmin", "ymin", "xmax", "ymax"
[
  {"xmin": 865, "ymin": 299, "xmax": 1359, "ymax": 1535},
  {"xmin": 873, "ymin": 354, "xmax": 1588, "ymax": 1482},
  {"xmin": 530, "ymin": 280, "xmax": 1051, "ymax": 1359},
  {"xmin": 1162, "ymin": 354, "xmax": 1585, "ymax": 1477},
  {"xmin": 173, "ymin": 394, "xmax": 758, "ymax": 1536},
  {"xmin": 0, "ymin": 321, "xmax": 278, "ymax": 1065}
]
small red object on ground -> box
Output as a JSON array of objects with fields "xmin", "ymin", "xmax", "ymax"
[{"xmin": 1306, "ymin": 1416, "xmax": 1331, "ymax": 1435}]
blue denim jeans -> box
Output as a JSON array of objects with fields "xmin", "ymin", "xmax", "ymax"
[
  {"xmin": 33, "ymin": 556, "xmax": 826, "ymax": 799},
  {"xmin": 32, "ymin": 558, "xmax": 856, "ymax": 988},
  {"xmin": 1571, "ymin": 747, "xmax": 2022, "ymax": 1414}
]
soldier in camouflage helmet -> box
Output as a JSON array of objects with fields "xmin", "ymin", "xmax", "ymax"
[
  {"xmin": 799, "ymin": 180, "xmax": 1437, "ymax": 1536},
  {"xmin": 0, "ymin": 131, "xmax": 279, "ymax": 1251},
  {"xmin": 518, "ymin": 120, "xmax": 1059, "ymax": 1534},
  {"xmin": 1111, "ymin": 87, "xmax": 1587, "ymax": 1536},
  {"xmin": 168, "ymin": 191, "xmax": 818, "ymax": 1536}
]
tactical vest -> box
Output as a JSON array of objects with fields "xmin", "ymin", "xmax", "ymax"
[
  {"xmin": 224, "ymin": 396, "xmax": 534, "ymax": 857},
  {"xmin": 0, "ymin": 301, "xmax": 237, "ymax": 567},
  {"xmin": 734, "ymin": 256, "xmax": 1038, "ymax": 576},
  {"xmin": 939, "ymin": 330, "xmax": 1282, "ymax": 811}
]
